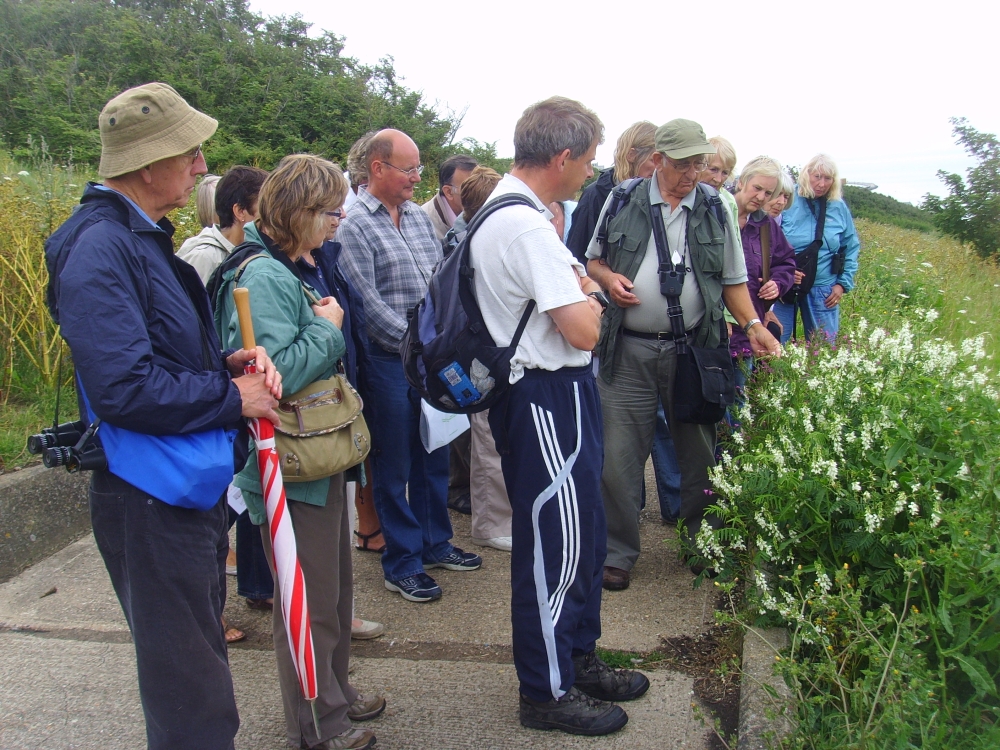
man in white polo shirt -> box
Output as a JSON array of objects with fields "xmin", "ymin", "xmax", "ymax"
[{"xmin": 470, "ymin": 96, "xmax": 649, "ymax": 737}]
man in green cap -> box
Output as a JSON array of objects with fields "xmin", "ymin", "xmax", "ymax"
[
  {"xmin": 585, "ymin": 119, "xmax": 780, "ymax": 588},
  {"xmin": 45, "ymin": 82, "xmax": 283, "ymax": 749}
]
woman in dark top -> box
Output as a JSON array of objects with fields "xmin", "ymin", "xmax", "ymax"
[{"xmin": 565, "ymin": 121, "xmax": 657, "ymax": 264}]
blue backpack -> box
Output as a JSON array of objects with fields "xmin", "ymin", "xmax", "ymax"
[{"xmin": 401, "ymin": 193, "xmax": 538, "ymax": 414}]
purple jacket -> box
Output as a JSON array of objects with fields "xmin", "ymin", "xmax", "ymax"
[{"xmin": 730, "ymin": 210, "xmax": 796, "ymax": 357}]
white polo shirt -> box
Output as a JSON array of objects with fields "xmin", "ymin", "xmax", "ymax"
[
  {"xmin": 470, "ymin": 174, "xmax": 591, "ymax": 384},
  {"xmin": 586, "ymin": 174, "xmax": 747, "ymax": 332}
]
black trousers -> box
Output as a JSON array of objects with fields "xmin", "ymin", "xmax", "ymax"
[{"xmin": 90, "ymin": 470, "xmax": 239, "ymax": 750}]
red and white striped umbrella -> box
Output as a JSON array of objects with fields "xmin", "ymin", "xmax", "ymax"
[{"xmin": 234, "ymin": 288, "xmax": 320, "ymax": 734}]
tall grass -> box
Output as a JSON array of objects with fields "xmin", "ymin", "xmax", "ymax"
[{"xmin": 0, "ymin": 150, "xmax": 199, "ymax": 470}]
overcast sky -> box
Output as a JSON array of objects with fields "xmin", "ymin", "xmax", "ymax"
[{"xmin": 250, "ymin": 0, "xmax": 997, "ymax": 205}]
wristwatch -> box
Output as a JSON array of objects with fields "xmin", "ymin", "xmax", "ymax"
[
  {"xmin": 588, "ymin": 290, "xmax": 610, "ymax": 311},
  {"xmin": 743, "ymin": 317, "xmax": 762, "ymax": 334}
]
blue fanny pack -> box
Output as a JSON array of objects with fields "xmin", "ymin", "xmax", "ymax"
[{"xmin": 79, "ymin": 380, "xmax": 236, "ymax": 511}]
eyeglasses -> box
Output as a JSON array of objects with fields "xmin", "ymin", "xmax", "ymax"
[
  {"xmin": 666, "ymin": 157, "xmax": 709, "ymax": 173},
  {"xmin": 183, "ymin": 143, "xmax": 203, "ymax": 163},
  {"xmin": 444, "ymin": 183, "xmax": 462, "ymax": 195},
  {"xmin": 325, "ymin": 210, "xmax": 344, "ymax": 219},
  {"xmin": 378, "ymin": 161, "xmax": 424, "ymax": 177}
]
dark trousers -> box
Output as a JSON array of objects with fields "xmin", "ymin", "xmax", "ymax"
[
  {"xmin": 227, "ymin": 505, "xmax": 274, "ymax": 600},
  {"xmin": 90, "ymin": 469, "xmax": 239, "ymax": 750},
  {"xmin": 490, "ymin": 366, "xmax": 606, "ymax": 703}
]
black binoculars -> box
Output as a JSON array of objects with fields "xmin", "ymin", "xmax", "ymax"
[{"xmin": 27, "ymin": 420, "xmax": 106, "ymax": 473}]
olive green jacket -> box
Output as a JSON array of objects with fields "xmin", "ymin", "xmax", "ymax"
[
  {"xmin": 595, "ymin": 180, "xmax": 728, "ymax": 384},
  {"xmin": 215, "ymin": 223, "xmax": 346, "ymax": 524}
]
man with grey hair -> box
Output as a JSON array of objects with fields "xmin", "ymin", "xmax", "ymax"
[
  {"xmin": 339, "ymin": 129, "xmax": 482, "ymax": 605},
  {"xmin": 586, "ymin": 119, "xmax": 781, "ymax": 587},
  {"xmin": 44, "ymin": 82, "xmax": 282, "ymax": 749},
  {"xmin": 470, "ymin": 96, "xmax": 649, "ymax": 736}
]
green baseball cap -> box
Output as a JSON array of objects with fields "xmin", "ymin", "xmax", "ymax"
[
  {"xmin": 654, "ymin": 119, "xmax": 715, "ymax": 160},
  {"xmin": 98, "ymin": 82, "xmax": 218, "ymax": 178}
]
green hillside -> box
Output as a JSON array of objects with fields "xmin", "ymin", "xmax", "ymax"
[{"xmin": 842, "ymin": 185, "xmax": 934, "ymax": 232}]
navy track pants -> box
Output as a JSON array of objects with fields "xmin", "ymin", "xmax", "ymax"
[{"xmin": 489, "ymin": 365, "xmax": 606, "ymax": 703}]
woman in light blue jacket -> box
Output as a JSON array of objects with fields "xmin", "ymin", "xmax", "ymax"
[{"xmin": 772, "ymin": 154, "xmax": 860, "ymax": 343}]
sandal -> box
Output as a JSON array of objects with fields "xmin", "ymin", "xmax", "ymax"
[
  {"xmin": 354, "ymin": 528, "xmax": 386, "ymax": 553},
  {"xmin": 246, "ymin": 598, "xmax": 273, "ymax": 611},
  {"xmin": 222, "ymin": 616, "xmax": 245, "ymax": 644}
]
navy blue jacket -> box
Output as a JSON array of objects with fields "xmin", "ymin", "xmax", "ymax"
[
  {"xmin": 566, "ymin": 167, "xmax": 615, "ymax": 265},
  {"xmin": 295, "ymin": 240, "xmax": 371, "ymax": 390},
  {"xmin": 45, "ymin": 183, "xmax": 245, "ymax": 438}
]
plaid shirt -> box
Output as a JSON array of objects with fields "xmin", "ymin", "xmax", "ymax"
[{"xmin": 338, "ymin": 188, "xmax": 442, "ymax": 352}]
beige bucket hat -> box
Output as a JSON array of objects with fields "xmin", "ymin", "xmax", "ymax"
[{"xmin": 98, "ymin": 82, "xmax": 218, "ymax": 178}]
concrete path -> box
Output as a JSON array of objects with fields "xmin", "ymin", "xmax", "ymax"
[{"xmin": 0, "ymin": 495, "xmax": 717, "ymax": 749}]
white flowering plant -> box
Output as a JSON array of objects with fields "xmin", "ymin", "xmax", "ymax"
[{"xmin": 702, "ymin": 310, "xmax": 1000, "ymax": 747}]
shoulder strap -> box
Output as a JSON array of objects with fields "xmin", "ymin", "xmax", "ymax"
[
  {"xmin": 761, "ymin": 220, "xmax": 771, "ymax": 283},
  {"xmin": 696, "ymin": 183, "xmax": 727, "ymax": 229},
  {"xmin": 811, "ymin": 197, "xmax": 828, "ymax": 245},
  {"xmin": 596, "ymin": 176, "xmax": 644, "ymax": 258},
  {"xmin": 233, "ymin": 252, "xmax": 269, "ymax": 285},
  {"xmin": 460, "ymin": 192, "xmax": 539, "ymax": 350},
  {"xmin": 648, "ymin": 202, "xmax": 688, "ymax": 351}
]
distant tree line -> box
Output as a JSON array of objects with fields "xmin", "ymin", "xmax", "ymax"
[
  {"xmin": 0, "ymin": 0, "xmax": 508, "ymax": 187},
  {"xmin": 841, "ymin": 186, "xmax": 934, "ymax": 233}
]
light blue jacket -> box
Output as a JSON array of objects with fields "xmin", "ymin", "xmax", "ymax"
[{"xmin": 781, "ymin": 190, "xmax": 861, "ymax": 292}]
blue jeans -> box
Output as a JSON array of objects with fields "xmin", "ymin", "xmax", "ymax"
[
  {"xmin": 227, "ymin": 505, "xmax": 274, "ymax": 601},
  {"xmin": 363, "ymin": 345, "xmax": 454, "ymax": 582},
  {"xmin": 773, "ymin": 284, "xmax": 840, "ymax": 344},
  {"xmin": 650, "ymin": 401, "xmax": 682, "ymax": 521}
]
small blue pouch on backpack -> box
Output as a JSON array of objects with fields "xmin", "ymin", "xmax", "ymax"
[{"xmin": 79, "ymin": 380, "xmax": 236, "ymax": 511}]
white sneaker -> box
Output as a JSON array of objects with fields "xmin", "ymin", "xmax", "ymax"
[
  {"xmin": 351, "ymin": 619, "xmax": 385, "ymax": 640},
  {"xmin": 471, "ymin": 536, "xmax": 512, "ymax": 552}
]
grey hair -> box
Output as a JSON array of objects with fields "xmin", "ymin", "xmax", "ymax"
[
  {"xmin": 737, "ymin": 156, "xmax": 784, "ymax": 191},
  {"xmin": 513, "ymin": 96, "xmax": 604, "ymax": 169},
  {"xmin": 798, "ymin": 153, "xmax": 842, "ymax": 201},
  {"xmin": 196, "ymin": 174, "xmax": 220, "ymax": 228},
  {"xmin": 347, "ymin": 130, "xmax": 377, "ymax": 186}
]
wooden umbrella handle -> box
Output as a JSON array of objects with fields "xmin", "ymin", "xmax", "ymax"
[{"xmin": 233, "ymin": 287, "xmax": 257, "ymax": 351}]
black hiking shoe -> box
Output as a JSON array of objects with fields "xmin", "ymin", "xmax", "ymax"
[
  {"xmin": 519, "ymin": 687, "xmax": 628, "ymax": 736},
  {"xmin": 572, "ymin": 650, "xmax": 650, "ymax": 702}
]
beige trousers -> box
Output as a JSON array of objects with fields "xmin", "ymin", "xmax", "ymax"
[
  {"xmin": 261, "ymin": 475, "xmax": 358, "ymax": 749},
  {"xmin": 469, "ymin": 410, "xmax": 513, "ymax": 540}
]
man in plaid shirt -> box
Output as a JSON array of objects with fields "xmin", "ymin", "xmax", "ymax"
[{"xmin": 339, "ymin": 129, "xmax": 483, "ymax": 603}]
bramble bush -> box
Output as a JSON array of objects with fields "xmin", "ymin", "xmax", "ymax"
[{"xmin": 698, "ymin": 220, "xmax": 1000, "ymax": 748}]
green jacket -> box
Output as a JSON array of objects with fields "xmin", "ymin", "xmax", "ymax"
[
  {"xmin": 215, "ymin": 223, "xmax": 346, "ymax": 524},
  {"xmin": 595, "ymin": 179, "xmax": 727, "ymax": 384}
]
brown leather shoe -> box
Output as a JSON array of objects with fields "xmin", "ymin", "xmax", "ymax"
[{"xmin": 602, "ymin": 566, "xmax": 630, "ymax": 591}]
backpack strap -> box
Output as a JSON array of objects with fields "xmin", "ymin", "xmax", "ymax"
[
  {"xmin": 761, "ymin": 219, "xmax": 772, "ymax": 283},
  {"xmin": 596, "ymin": 176, "xmax": 644, "ymax": 259},
  {"xmin": 695, "ymin": 183, "xmax": 727, "ymax": 229},
  {"xmin": 233, "ymin": 252, "xmax": 269, "ymax": 285}
]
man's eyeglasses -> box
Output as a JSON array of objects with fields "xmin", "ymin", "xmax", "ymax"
[
  {"xmin": 444, "ymin": 183, "xmax": 461, "ymax": 195},
  {"xmin": 325, "ymin": 210, "xmax": 344, "ymax": 219},
  {"xmin": 666, "ymin": 157, "xmax": 709, "ymax": 173},
  {"xmin": 378, "ymin": 161, "xmax": 424, "ymax": 177},
  {"xmin": 183, "ymin": 143, "xmax": 203, "ymax": 163}
]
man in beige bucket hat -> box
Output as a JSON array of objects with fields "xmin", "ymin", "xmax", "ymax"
[
  {"xmin": 44, "ymin": 82, "xmax": 283, "ymax": 750},
  {"xmin": 584, "ymin": 118, "xmax": 780, "ymax": 587}
]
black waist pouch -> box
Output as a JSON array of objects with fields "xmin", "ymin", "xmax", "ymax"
[
  {"xmin": 779, "ymin": 241, "xmax": 820, "ymax": 305},
  {"xmin": 673, "ymin": 343, "xmax": 735, "ymax": 425}
]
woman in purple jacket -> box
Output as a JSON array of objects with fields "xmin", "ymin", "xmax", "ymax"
[{"xmin": 730, "ymin": 156, "xmax": 797, "ymax": 363}]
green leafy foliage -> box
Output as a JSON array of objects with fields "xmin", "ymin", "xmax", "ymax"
[
  {"xmin": 923, "ymin": 118, "xmax": 1000, "ymax": 258},
  {"xmin": 704, "ymin": 222, "xmax": 1000, "ymax": 747},
  {"xmin": 0, "ymin": 0, "xmax": 459, "ymax": 171}
]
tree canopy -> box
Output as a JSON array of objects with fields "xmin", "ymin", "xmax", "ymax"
[
  {"xmin": 923, "ymin": 118, "xmax": 1000, "ymax": 258},
  {"xmin": 0, "ymin": 0, "xmax": 462, "ymax": 173}
]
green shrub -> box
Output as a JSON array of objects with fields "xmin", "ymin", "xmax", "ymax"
[{"xmin": 703, "ymin": 223, "xmax": 1000, "ymax": 747}]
